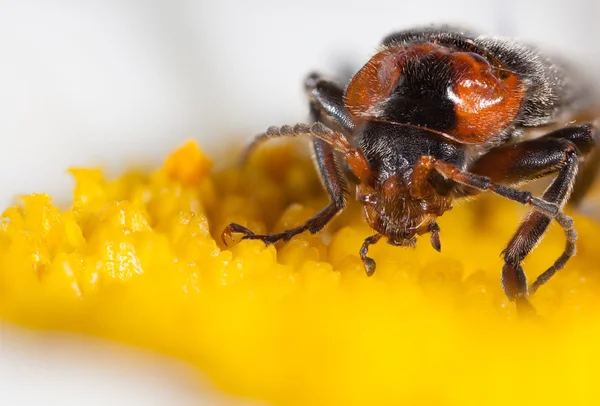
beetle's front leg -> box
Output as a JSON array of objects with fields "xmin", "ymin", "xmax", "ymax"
[
  {"xmin": 360, "ymin": 234, "xmax": 383, "ymax": 276},
  {"xmin": 222, "ymin": 77, "xmax": 363, "ymax": 247},
  {"xmin": 221, "ymin": 137, "xmax": 348, "ymax": 245},
  {"xmin": 304, "ymin": 72, "xmax": 355, "ymax": 133}
]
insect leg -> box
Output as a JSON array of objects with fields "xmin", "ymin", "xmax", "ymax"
[
  {"xmin": 294, "ymin": 76, "xmax": 352, "ymax": 238},
  {"xmin": 455, "ymin": 123, "xmax": 597, "ymax": 197},
  {"xmin": 416, "ymin": 133, "xmax": 585, "ymax": 301},
  {"xmin": 223, "ymin": 137, "xmax": 349, "ymax": 245},
  {"xmin": 569, "ymin": 120, "xmax": 600, "ymax": 205},
  {"xmin": 458, "ymin": 123, "xmax": 597, "ymax": 298},
  {"xmin": 223, "ymin": 80, "xmax": 364, "ymax": 246},
  {"xmin": 360, "ymin": 234, "xmax": 383, "ymax": 276},
  {"xmin": 304, "ymin": 72, "xmax": 355, "ymax": 133}
]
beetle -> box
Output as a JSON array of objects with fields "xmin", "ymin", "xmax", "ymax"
[{"xmin": 221, "ymin": 26, "xmax": 599, "ymax": 311}]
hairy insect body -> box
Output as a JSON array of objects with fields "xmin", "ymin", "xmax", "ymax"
[{"xmin": 223, "ymin": 26, "xmax": 598, "ymax": 312}]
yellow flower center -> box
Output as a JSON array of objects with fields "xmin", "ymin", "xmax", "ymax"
[{"xmin": 1, "ymin": 140, "xmax": 599, "ymax": 405}]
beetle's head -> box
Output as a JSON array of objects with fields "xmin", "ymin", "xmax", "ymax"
[
  {"xmin": 356, "ymin": 175, "xmax": 428, "ymax": 243},
  {"xmin": 341, "ymin": 139, "xmax": 448, "ymax": 250}
]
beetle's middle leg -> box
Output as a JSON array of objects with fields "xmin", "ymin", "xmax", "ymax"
[{"xmin": 222, "ymin": 75, "xmax": 354, "ymax": 245}]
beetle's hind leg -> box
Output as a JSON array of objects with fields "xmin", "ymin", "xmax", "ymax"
[
  {"xmin": 455, "ymin": 122, "xmax": 598, "ymax": 302},
  {"xmin": 222, "ymin": 76, "xmax": 353, "ymax": 246}
]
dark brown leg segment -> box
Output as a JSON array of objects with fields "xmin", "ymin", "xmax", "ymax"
[
  {"xmin": 304, "ymin": 72, "xmax": 355, "ymax": 133},
  {"xmin": 462, "ymin": 123, "xmax": 597, "ymax": 299},
  {"xmin": 223, "ymin": 78, "xmax": 354, "ymax": 246},
  {"xmin": 360, "ymin": 234, "xmax": 383, "ymax": 276},
  {"xmin": 458, "ymin": 123, "xmax": 596, "ymax": 194},
  {"xmin": 415, "ymin": 129, "xmax": 590, "ymax": 303},
  {"xmin": 222, "ymin": 136, "xmax": 348, "ymax": 245},
  {"xmin": 501, "ymin": 150, "xmax": 578, "ymax": 300}
]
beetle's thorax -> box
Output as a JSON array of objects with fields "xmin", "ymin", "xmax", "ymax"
[{"xmin": 353, "ymin": 121, "xmax": 465, "ymax": 243}]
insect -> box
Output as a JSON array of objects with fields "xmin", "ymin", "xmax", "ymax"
[{"xmin": 222, "ymin": 26, "xmax": 599, "ymax": 310}]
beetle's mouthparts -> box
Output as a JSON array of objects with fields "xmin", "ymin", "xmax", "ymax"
[{"xmin": 387, "ymin": 237, "xmax": 417, "ymax": 247}]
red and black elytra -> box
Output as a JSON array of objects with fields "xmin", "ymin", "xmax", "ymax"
[
  {"xmin": 344, "ymin": 42, "xmax": 525, "ymax": 144},
  {"xmin": 222, "ymin": 26, "xmax": 599, "ymax": 313}
]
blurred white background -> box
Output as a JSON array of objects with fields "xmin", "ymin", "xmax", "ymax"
[{"xmin": 0, "ymin": 0, "xmax": 598, "ymax": 404}]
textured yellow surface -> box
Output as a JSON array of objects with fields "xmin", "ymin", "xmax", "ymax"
[{"xmin": 1, "ymin": 140, "xmax": 600, "ymax": 405}]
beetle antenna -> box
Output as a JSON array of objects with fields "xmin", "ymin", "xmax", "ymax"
[
  {"xmin": 239, "ymin": 123, "xmax": 373, "ymax": 184},
  {"xmin": 240, "ymin": 123, "xmax": 344, "ymax": 166}
]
